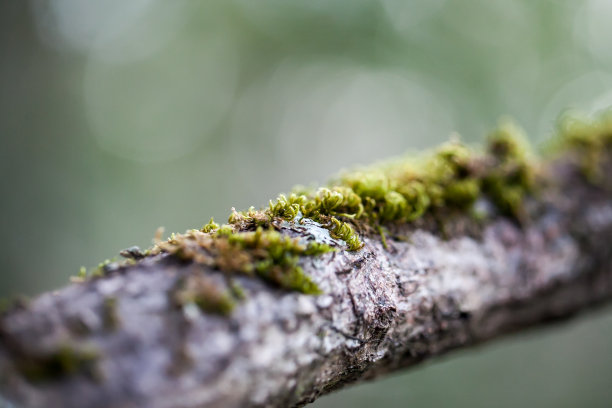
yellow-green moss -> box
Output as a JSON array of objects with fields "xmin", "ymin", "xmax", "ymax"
[
  {"xmin": 154, "ymin": 227, "xmax": 331, "ymax": 296},
  {"xmin": 328, "ymin": 218, "xmax": 363, "ymax": 251},
  {"xmin": 377, "ymin": 225, "xmax": 389, "ymax": 250},
  {"xmin": 72, "ymin": 257, "xmax": 135, "ymax": 281},
  {"xmin": 164, "ymin": 228, "xmax": 336, "ymax": 314},
  {"xmin": 76, "ymin": 108, "xmax": 612, "ymax": 316},
  {"xmin": 201, "ymin": 217, "xmax": 219, "ymax": 233},
  {"xmin": 551, "ymin": 110, "xmax": 612, "ymax": 182},
  {"xmin": 265, "ymin": 122, "xmax": 533, "ymax": 227},
  {"xmin": 481, "ymin": 120, "xmax": 536, "ymax": 218},
  {"xmin": 173, "ymin": 275, "xmax": 236, "ymax": 316}
]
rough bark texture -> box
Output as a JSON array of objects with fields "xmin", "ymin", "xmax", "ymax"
[{"xmin": 1, "ymin": 155, "xmax": 611, "ymax": 408}]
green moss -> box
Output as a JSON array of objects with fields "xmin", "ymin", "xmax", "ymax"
[
  {"xmin": 70, "ymin": 266, "xmax": 92, "ymax": 283},
  {"xmin": 379, "ymin": 191, "xmax": 408, "ymax": 222},
  {"xmin": 193, "ymin": 290, "xmax": 235, "ymax": 315},
  {"xmin": 216, "ymin": 224, "xmax": 235, "ymax": 236},
  {"xmin": 443, "ymin": 178, "xmax": 481, "ymax": 207},
  {"xmin": 480, "ymin": 120, "xmax": 535, "ymax": 218},
  {"xmin": 342, "ymin": 170, "xmax": 390, "ymax": 201},
  {"xmin": 223, "ymin": 227, "xmax": 326, "ymax": 294},
  {"xmin": 243, "ymin": 121, "xmax": 536, "ymax": 243},
  {"xmin": 552, "ymin": 110, "xmax": 612, "ymax": 182},
  {"xmin": 91, "ymin": 259, "xmax": 113, "ymax": 278},
  {"xmin": 303, "ymin": 241, "xmax": 337, "ymax": 256},
  {"xmin": 78, "ymin": 108, "xmax": 612, "ymax": 317},
  {"xmin": 201, "ymin": 217, "xmax": 219, "ymax": 233},
  {"xmin": 395, "ymin": 180, "xmax": 430, "ymax": 221},
  {"xmin": 72, "ymin": 258, "xmax": 127, "ymax": 282},
  {"xmin": 156, "ymin": 227, "xmax": 329, "ymax": 296},
  {"xmin": 328, "ymin": 218, "xmax": 363, "ymax": 251},
  {"xmin": 227, "ymin": 206, "xmax": 271, "ymax": 228},
  {"xmin": 173, "ymin": 275, "xmax": 236, "ymax": 316},
  {"xmin": 377, "ymin": 225, "xmax": 389, "ymax": 250},
  {"xmin": 17, "ymin": 344, "xmax": 99, "ymax": 383},
  {"xmin": 269, "ymin": 194, "xmax": 307, "ymax": 220},
  {"xmin": 488, "ymin": 119, "xmax": 531, "ymax": 160}
]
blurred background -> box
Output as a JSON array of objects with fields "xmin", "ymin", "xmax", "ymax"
[{"xmin": 1, "ymin": 0, "xmax": 612, "ymax": 406}]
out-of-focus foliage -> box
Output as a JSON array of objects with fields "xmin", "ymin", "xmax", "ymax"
[{"xmin": 1, "ymin": 1, "xmax": 612, "ymax": 407}]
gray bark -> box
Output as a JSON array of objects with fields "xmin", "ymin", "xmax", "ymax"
[{"xmin": 1, "ymin": 156, "xmax": 612, "ymax": 408}]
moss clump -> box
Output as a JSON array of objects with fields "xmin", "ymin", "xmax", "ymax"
[
  {"xmin": 225, "ymin": 227, "xmax": 329, "ymax": 293},
  {"xmin": 201, "ymin": 217, "xmax": 219, "ymax": 233},
  {"xmin": 92, "ymin": 259, "xmax": 115, "ymax": 277},
  {"xmin": 163, "ymin": 227, "xmax": 336, "ymax": 314},
  {"xmin": 17, "ymin": 344, "xmax": 99, "ymax": 383},
  {"xmin": 262, "ymin": 123, "xmax": 533, "ymax": 229},
  {"xmin": 327, "ymin": 218, "xmax": 363, "ymax": 251},
  {"xmin": 77, "ymin": 108, "xmax": 612, "ymax": 316},
  {"xmin": 552, "ymin": 110, "xmax": 612, "ymax": 182},
  {"xmin": 227, "ymin": 207, "xmax": 271, "ymax": 229},
  {"xmin": 73, "ymin": 259, "xmax": 124, "ymax": 281},
  {"xmin": 173, "ymin": 275, "xmax": 236, "ymax": 316},
  {"xmin": 269, "ymin": 194, "xmax": 308, "ymax": 221},
  {"xmin": 481, "ymin": 120, "xmax": 535, "ymax": 218},
  {"xmin": 154, "ymin": 227, "xmax": 332, "ymax": 295},
  {"xmin": 189, "ymin": 288, "xmax": 235, "ymax": 316}
]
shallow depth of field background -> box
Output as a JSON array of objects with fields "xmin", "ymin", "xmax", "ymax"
[{"xmin": 2, "ymin": 1, "xmax": 612, "ymax": 407}]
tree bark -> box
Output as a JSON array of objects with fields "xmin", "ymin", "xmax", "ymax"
[{"xmin": 1, "ymin": 154, "xmax": 611, "ymax": 408}]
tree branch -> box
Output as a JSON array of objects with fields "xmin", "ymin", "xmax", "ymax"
[{"xmin": 1, "ymin": 135, "xmax": 612, "ymax": 408}]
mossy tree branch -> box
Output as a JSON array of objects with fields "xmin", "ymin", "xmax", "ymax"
[{"xmin": 1, "ymin": 113, "xmax": 612, "ymax": 408}]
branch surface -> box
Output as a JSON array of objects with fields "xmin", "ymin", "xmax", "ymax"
[{"xmin": 1, "ymin": 134, "xmax": 612, "ymax": 408}]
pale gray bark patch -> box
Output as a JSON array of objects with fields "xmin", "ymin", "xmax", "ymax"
[{"xmin": 0, "ymin": 159, "xmax": 611, "ymax": 408}]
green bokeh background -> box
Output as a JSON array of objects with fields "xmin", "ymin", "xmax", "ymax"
[{"xmin": 1, "ymin": 1, "xmax": 611, "ymax": 406}]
